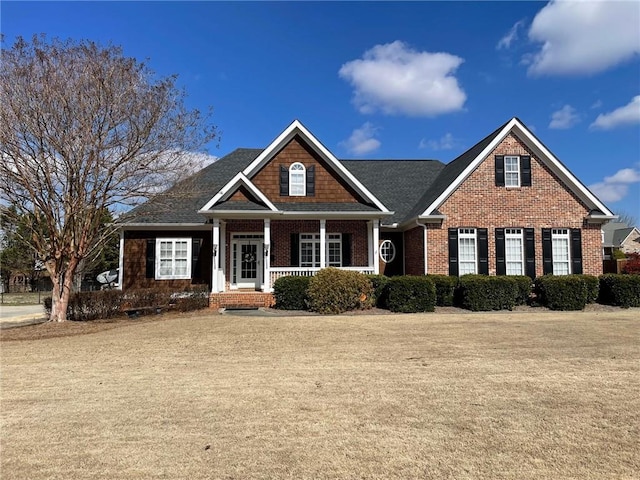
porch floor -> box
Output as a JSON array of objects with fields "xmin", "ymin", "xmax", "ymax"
[{"xmin": 210, "ymin": 292, "xmax": 275, "ymax": 310}]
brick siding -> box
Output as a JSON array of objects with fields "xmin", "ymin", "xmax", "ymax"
[
  {"xmin": 251, "ymin": 136, "xmax": 364, "ymax": 204},
  {"xmin": 422, "ymin": 132, "xmax": 603, "ymax": 276}
]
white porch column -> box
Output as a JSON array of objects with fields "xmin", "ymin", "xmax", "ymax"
[
  {"xmin": 117, "ymin": 230, "xmax": 124, "ymax": 290},
  {"xmin": 263, "ymin": 218, "xmax": 271, "ymax": 292},
  {"xmin": 367, "ymin": 221, "xmax": 374, "ymax": 269},
  {"xmin": 319, "ymin": 219, "xmax": 326, "ymax": 269},
  {"xmin": 211, "ymin": 219, "xmax": 220, "ymax": 293},
  {"xmin": 372, "ymin": 219, "xmax": 380, "ymax": 274},
  {"xmin": 220, "ymin": 221, "xmax": 226, "ymax": 289}
]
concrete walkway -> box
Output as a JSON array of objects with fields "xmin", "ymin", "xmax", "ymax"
[{"xmin": 0, "ymin": 304, "xmax": 47, "ymax": 329}]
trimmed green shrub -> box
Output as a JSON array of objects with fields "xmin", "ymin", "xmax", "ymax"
[
  {"xmin": 386, "ymin": 276, "xmax": 436, "ymax": 313},
  {"xmin": 273, "ymin": 275, "xmax": 311, "ymax": 310},
  {"xmin": 534, "ymin": 275, "xmax": 588, "ymax": 311},
  {"xmin": 599, "ymin": 274, "xmax": 640, "ymax": 308},
  {"xmin": 511, "ymin": 275, "xmax": 533, "ymax": 305},
  {"xmin": 307, "ymin": 268, "xmax": 373, "ymax": 314},
  {"xmin": 458, "ymin": 275, "xmax": 519, "ymax": 311},
  {"xmin": 366, "ymin": 274, "xmax": 390, "ymax": 308},
  {"xmin": 573, "ymin": 274, "xmax": 599, "ymax": 303},
  {"xmin": 427, "ymin": 274, "xmax": 458, "ymax": 307}
]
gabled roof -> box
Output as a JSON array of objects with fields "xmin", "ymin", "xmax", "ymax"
[
  {"xmin": 414, "ymin": 117, "xmax": 615, "ymax": 221},
  {"xmin": 237, "ymin": 119, "xmax": 390, "ymax": 213},
  {"xmin": 124, "ymin": 117, "xmax": 616, "ymax": 229}
]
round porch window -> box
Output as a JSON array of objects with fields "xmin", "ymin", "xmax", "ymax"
[{"xmin": 379, "ymin": 240, "xmax": 396, "ymax": 263}]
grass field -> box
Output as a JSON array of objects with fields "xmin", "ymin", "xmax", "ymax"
[
  {"xmin": 0, "ymin": 291, "xmax": 50, "ymax": 306},
  {"xmin": 1, "ymin": 310, "xmax": 638, "ymax": 479}
]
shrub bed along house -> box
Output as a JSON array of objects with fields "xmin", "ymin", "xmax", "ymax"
[
  {"xmin": 598, "ymin": 274, "xmax": 640, "ymax": 308},
  {"xmin": 273, "ymin": 275, "xmax": 311, "ymax": 310},
  {"xmin": 534, "ymin": 275, "xmax": 596, "ymax": 311},
  {"xmin": 386, "ymin": 276, "xmax": 436, "ymax": 313},
  {"xmin": 366, "ymin": 274, "xmax": 391, "ymax": 308},
  {"xmin": 44, "ymin": 285, "xmax": 209, "ymax": 321},
  {"xmin": 457, "ymin": 275, "xmax": 519, "ymax": 311},
  {"xmin": 306, "ymin": 268, "xmax": 373, "ymax": 314},
  {"xmin": 427, "ymin": 274, "xmax": 459, "ymax": 307}
]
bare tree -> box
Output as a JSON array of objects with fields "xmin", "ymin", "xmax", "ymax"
[{"xmin": 0, "ymin": 35, "xmax": 217, "ymax": 321}]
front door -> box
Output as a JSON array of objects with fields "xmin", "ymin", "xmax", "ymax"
[{"xmin": 235, "ymin": 239, "xmax": 262, "ymax": 289}]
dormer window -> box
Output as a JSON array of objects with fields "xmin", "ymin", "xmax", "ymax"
[{"xmin": 289, "ymin": 162, "xmax": 306, "ymax": 196}]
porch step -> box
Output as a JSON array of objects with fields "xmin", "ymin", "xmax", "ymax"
[{"xmin": 210, "ymin": 292, "xmax": 274, "ymax": 310}]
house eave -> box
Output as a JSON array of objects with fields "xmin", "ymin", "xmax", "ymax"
[
  {"xmin": 119, "ymin": 223, "xmax": 209, "ymax": 231},
  {"xmin": 585, "ymin": 213, "xmax": 617, "ymax": 225},
  {"xmin": 199, "ymin": 210, "xmax": 393, "ymax": 220}
]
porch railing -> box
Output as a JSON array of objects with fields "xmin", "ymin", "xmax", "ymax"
[{"xmin": 270, "ymin": 266, "xmax": 375, "ymax": 285}]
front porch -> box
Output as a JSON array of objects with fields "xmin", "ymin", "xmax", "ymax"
[{"xmin": 210, "ymin": 218, "xmax": 381, "ymax": 294}]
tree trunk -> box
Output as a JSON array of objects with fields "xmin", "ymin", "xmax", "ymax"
[{"xmin": 47, "ymin": 257, "xmax": 80, "ymax": 322}]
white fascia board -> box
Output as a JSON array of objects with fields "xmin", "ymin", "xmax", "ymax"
[
  {"xmin": 199, "ymin": 172, "xmax": 278, "ymax": 212},
  {"xmin": 510, "ymin": 122, "xmax": 615, "ymax": 217},
  {"xmin": 120, "ymin": 223, "xmax": 209, "ymax": 231},
  {"xmin": 279, "ymin": 210, "xmax": 393, "ymax": 219},
  {"xmin": 242, "ymin": 120, "xmax": 390, "ymax": 213},
  {"xmin": 421, "ymin": 118, "xmax": 615, "ymax": 217}
]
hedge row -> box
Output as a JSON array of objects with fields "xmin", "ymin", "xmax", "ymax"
[
  {"xmin": 275, "ymin": 271, "xmax": 639, "ymax": 314},
  {"xmin": 44, "ymin": 285, "xmax": 210, "ymax": 321}
]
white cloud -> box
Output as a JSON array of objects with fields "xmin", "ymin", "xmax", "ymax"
[
  {"xmin": 338, "ymin": 41, "xmax": 466, "ymax": 117},
  {"xmin": 527, "ymin": 0, "xmax": 640, "ymax": 76},
  {"xmin": 419, "ymin": 132, "xmax": 460, "ymax": 151},
  {"xmin": 589, "ymin": 167, "xmax": 640, "ymax": 203},
  {"xmin": 340, "ymin": 123, "xmax": 381, "ymax": 156},
  {"xmin": 497, "ymin": 19, "xmax": 526, "ymax": 50},
  {"xmin": 549, "ymin": 105, "xmax": 580, "ymax": 129},
  {"xmin": 590, "ymin": 100, "xmax": 603, "ymax": 109},
  {"xmin": 590, "ymin": 96, "xmax": 640, "ymax": 130}
]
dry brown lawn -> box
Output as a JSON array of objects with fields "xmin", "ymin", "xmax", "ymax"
[{"xmin": 1, "ymin": 309, "xmax": 639, "ymax": 479}]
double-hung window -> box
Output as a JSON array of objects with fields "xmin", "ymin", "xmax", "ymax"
[
  {"xmin": 504, "ymin": 156, "xmax": 520, "ymax": 187},
  {"xmin": 458, "ymin": 228, "xmax": 477, "ymax": 275},
  {"xmin": 299, "ymin": 233, "xmax": 342, "ymax": 267},
  {"xmin": 289, "ymin": 163, "xmax": 306, "ymax": 196},
  {"xmin": 551, "ymin": 228, "xmax": 571, "ymax": 275},
  {"xmin": 505, "ymin": 228, "xmax": 524, "ymax": 275},
  {"xmin": 156, "ymin": 238, "xmax": 191, "ymax": 279}
]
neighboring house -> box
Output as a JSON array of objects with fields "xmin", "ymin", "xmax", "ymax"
[
  {"xmin": 119, "ymin": 118, "xmax": 615, "ymax": 308},
  {"xmin": 602, "ymin": 222, "xmax": 640, "ymax": 258}
]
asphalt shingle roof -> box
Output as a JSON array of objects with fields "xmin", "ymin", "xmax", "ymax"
[{"xmin": 125, "ymin": 121, "xmax": 509, "ymax": 227}]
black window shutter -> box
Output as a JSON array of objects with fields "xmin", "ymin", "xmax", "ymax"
[
  {"xmin": 525, "ymin": 228, "xmax": 536, "ymax": 279},
  {"xmin": 478, "ymin": 228, "xmax": 489, "ymax": 275},
  {"xmin": 290, "ymin": 233, "xmax": 299, "ymax": 266},
  {"xmin": 495, "ymin": 228, "xmax": 506, "ymax": 275},
  {"xmin": 145, "ymin": 239, "xmax": 155, "ymax": 279},
  {"xmin": 192, "ymin": 238, "xmax": 201, "ymax": 280},
  {"xmin": 306, "ymin": 165, "xmax": 315, "ymax": 197},
  {"xmin": 521, "ymin": 155, "xmax": 532, "ymax": 186},
  {"xmin": 571, "ymin": 229, "xmax": 583, "ymax": 274},
  {"xmin": 542, "ymin": 228, "xmax": 553, "ymax": 275},
  {"xmin": 342, "ymin": 234, "xmax": 351, "ymax": 266},
  {"xmin": 448, "ymin": 228, "xmax": 459, "ymax": 276},
  {"xmin": 280, "ymin": 165, "xmax": 289, "ymax": 196},
  {"xmin": 495, "ymin": 155, "xmax": 505, "ymax": 187}
]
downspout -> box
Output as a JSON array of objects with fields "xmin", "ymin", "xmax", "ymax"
[{"xmin": 416, "ymin": 219, "xmax": 428, "ymax": 275}]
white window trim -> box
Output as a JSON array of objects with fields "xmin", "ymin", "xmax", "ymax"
[
  {"xmin": 379, "ymin": 239, "xmax": 396, "ymax": 263},
  {"xmin": 504, "ymin": 155, "xmax": 520, "ymax": 188},
  {"xmin": 156, "ymin": 238, "xmax": 192, "ymax": 280},
  {"xmin": 299, "ymin": 233, "xmax": 342, "ymax": 267},
  {"xmin": 505, "ymin": 228, "xmax": 524, "ymax": 276},
  {"xmin": 289, "ymin": 162, "xmax": 306, "ymax": 197},
  {"xmin": 458, "ymin": 228, "xmax": 478, "ymax": 275},
  {"xmin": 552, "ymin": 228, "xmax": 571, "ymax": 275}
]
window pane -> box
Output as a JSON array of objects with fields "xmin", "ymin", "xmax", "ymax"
[
  {"xmin": 504, "ymin": 156, "xmax": 520, "ymax": 187},
  {"xmin": 328, "ymin": 241, "xmax": 341, "ymax": 267},
  {"xmin": 505, "ymin": 234, "xmax": 523, "ymax": 275},
  {"xmin": 552, "ymin": 235, "xmax": 570, "ymax": 275},
  {"xmin": 459, "ymin": 236, "xmax": 477, "ymax": 275}
]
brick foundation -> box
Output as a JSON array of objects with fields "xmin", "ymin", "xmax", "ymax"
[{"xmin": 210, "ymin": 292, "xmax": 275, "ymax": 310}]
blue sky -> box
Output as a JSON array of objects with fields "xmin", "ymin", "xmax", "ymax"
[{"xmin": 3, "ymin": 1, "xmax": 639, "ymax": 223}]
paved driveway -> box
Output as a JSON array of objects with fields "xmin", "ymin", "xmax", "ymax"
[{"xmin": 0, "ymin": 304, "xmax": 46, "ymax": 329}]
